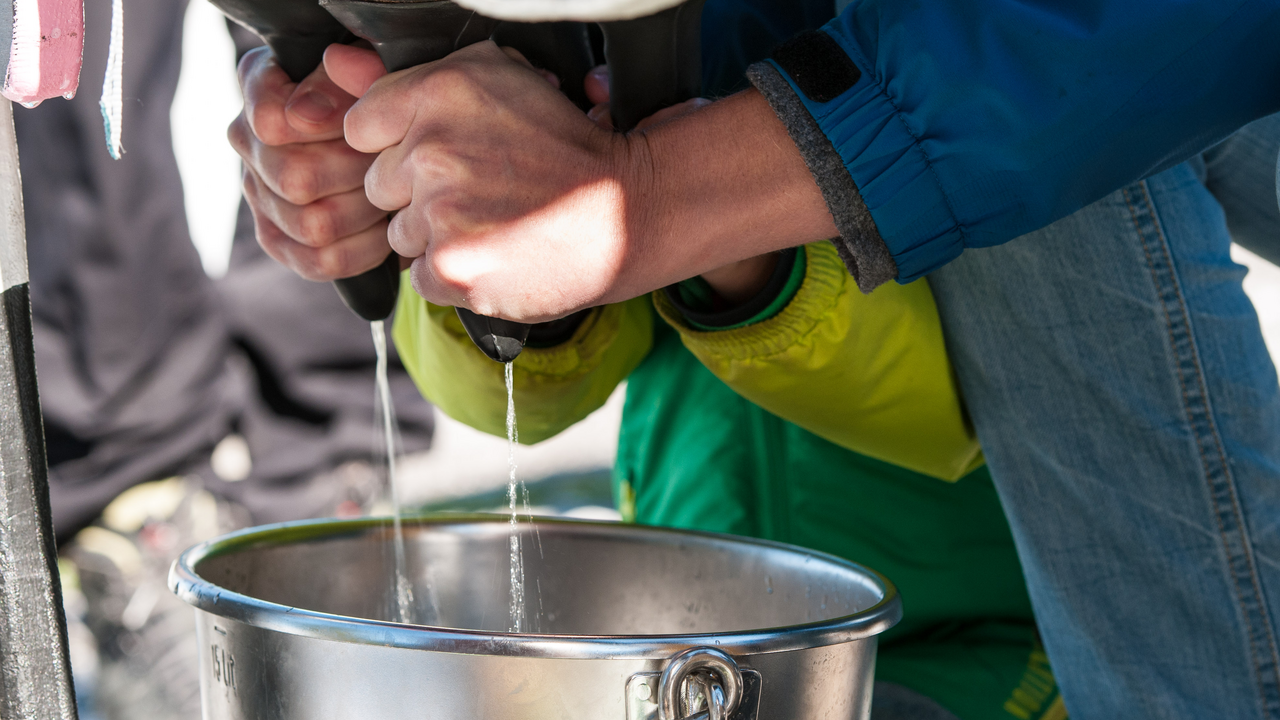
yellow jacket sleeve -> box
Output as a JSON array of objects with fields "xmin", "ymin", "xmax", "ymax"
[
  {"xmin": 392, "ymin": 281, "xmax": 653, "ymax": 444},
  {"xmin": 654, "ymin": 242, "xmax": 983, "ymax": 481}
]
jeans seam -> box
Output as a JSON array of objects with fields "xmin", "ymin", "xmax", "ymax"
[{"xmin": 1124, "ymin": 181, "xmax": 1280, "ymax": 718}]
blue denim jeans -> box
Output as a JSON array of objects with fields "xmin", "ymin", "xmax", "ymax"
[{"xmin": 929, "ymin": 114, "xmax": 1280, "ymax": 719}]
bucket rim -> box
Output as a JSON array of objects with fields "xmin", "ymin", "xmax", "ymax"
[{"xmin": 168, "ymin": 515, "xmax": 902, "ymax": 659}]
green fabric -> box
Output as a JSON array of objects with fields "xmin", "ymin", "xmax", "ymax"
[
  {"xmin": 616, "ymin": 319, "xmax": 1062, "ymax": 720},
  {"xmin": 877, "ymin": 623, "xmax": 1064, "ymax": 720},
  {"xmin": 675, "ymin": 247, "xmax": 808, "ymax": 331},
  {"xmin": 392, "ymin": 284, "xmax": 653, "ymax": 443},
  {"xmin": 674, "ymin": 276, "xmax": 719, "ymax": 314},
  {"xmin": 656, "ymin": 243, "xmax": 984, "ymax": 482}
]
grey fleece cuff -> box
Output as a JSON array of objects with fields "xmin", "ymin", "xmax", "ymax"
[{"xmin": 747, "ymin": 61, "xmax": 898, "ymax": 293}]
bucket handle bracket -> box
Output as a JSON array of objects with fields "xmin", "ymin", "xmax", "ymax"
[{"xmin": 626, "ymin": 647, "xmax": 760, "ymax": 720}]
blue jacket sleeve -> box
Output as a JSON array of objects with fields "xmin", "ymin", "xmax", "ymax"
[
  {"xmin": 746, "ymin": 0, "xmax": 1280, "ymax": 290},
  {"xmin": 699, "ymin": 0, "xmax": 834, "ymax": 97}
]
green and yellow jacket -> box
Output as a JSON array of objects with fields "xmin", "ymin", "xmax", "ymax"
[{"xmin": 393, "ymin": 241, "xmax": 1065, "ymax": 720}]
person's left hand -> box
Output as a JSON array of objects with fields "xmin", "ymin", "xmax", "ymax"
[{"xmin": 328, "ymin": 42, "xmax": 638, "ymax": 323}]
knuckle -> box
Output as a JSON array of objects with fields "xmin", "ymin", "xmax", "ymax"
[
  {"xmin": 430, "ymin": 254, "xmax": 474, "ymax": 296},
  {"xmin": 227, "ymin": 116, "xmax": 249, "ymax": 154},
  {"xmin": 426, "ymin": 64, "xmax": 478, "ymax": 98},
  {"xmin": 254, "ymin": 220, "xmax": 295, "ymax": 265},
  {"xmin": 297, "ymin": 202, "xmax": 338, "ymax": 245},
  {"xmin": 386, "ymin": 227, "xmax": 410, "ymax": 257},
  {"xmin": 342, "ymin": 107, "xmax": 374, "ymax": 152},
  {"xmin": 276, "ymin": 159, "xmax": 321, "ymax": 205},
  {"xmin": 363, "ymin": 155, "xmax": 389, "ymax": 191},
  {"xmin": 386, "ymin": 215, "xmax": 419, "ymax": 256},
  {"xmin": 238, "ymin": 47, "xmax": 271, "ymax": 81},
  {"xmin": 408, "ymin": 142, "xmax": 438, "ymax": 169},
  {"xmin": 244, "ymin": 98, "xmax": 269, "ymax": 128},
  {"xmin": 313, "ymin": 245, "xmax": 352, "ymax": 280},
  {"xmin": 235, "ymin": 49, "xmax": 260, "ymax": 92},
  {"xmin": 240, "ymin": 168, "xmax": 258, "ymax": 199},
  {"xmin": 246, "ymin": 105, "xmax": 291, "ymax": 147}
]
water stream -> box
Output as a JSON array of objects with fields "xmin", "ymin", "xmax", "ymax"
[
  {"xmin": 505, "ymin": 361, "xmax": 526, "ymax": 633},
  {"xmin": 372, "ymin": 320, "xmax": 416, "ymax": 624},
  {"xmin": 370, "ymin": 325, "xmax": 529, "ymax": 631}
]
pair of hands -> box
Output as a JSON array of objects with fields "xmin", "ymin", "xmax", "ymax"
[{"xmin": 231, "ymin": 41, "xmax": 817, "ymax": 322}]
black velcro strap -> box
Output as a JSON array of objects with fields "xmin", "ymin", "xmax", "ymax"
[{"xmin": 771, "ymin": 30, "xmax": 862, "ymax": 104}]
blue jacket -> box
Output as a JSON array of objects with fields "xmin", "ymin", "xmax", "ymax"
[{"xmin": 704, "ymin": 0, "xmax": 1280, "ymax": 289}]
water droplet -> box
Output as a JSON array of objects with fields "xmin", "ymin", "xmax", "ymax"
[
  {"xmin": 765, "ymin": 576, "xmax": 773, "ymax": 594},
  {"xmin": 51, "ymin": 27, "xmax": 60, "ymax": 38},
  {"xmin": 19, "ymin": 100, "xmax": 41, "ymax": 109}
]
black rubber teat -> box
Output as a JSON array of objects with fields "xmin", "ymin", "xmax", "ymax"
[
  {"xmin": 455, "ymin": 308, "xmax": 531, "ymax": 363},
  {"xmin": 333, "ymin": 253, "xmax": 402, "ymax": 321}
]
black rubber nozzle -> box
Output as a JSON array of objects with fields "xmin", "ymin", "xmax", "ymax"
[
  {"xmin": 333, "ymin": 253, "xmax": 402, "ymax": 321},
  {"xmin": 455, "ymin": 308, "xmax": 532, "ymax": 363}
]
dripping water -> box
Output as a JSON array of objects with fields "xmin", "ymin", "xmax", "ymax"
[
  {"xmin": 505, "ymin": 361, "xmax": 526, "ymax": 633},
  {"xmin": 372, "ymin": 320, "xmax": 415, "ymax": 624}
]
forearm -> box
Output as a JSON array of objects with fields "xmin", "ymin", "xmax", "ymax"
[{"xmin": 611, "ymin": 89, "xmax": 837, "ymax": 304}]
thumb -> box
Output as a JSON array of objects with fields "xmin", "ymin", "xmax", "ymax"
[
  {"xmin": 324, "ymin": 44, "xmax": 388, "ymax": 98},
  {"xmin": 584, "ymin": 65, "xmax": 609, "ymax": 106}
]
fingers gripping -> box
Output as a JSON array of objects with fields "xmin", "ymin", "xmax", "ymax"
[
  {"xmin": 243, "ymin": 168, "xmax": 387, "ymax": 248},
  {"xmin": 237, "ymin": 46, "xmax": 354, "ymax": 145},
  {"xmin": 234, "ymin": 43, "xmax": 396, "ymax": 282},
  {"xmin": 324, "ymin": 44, "xmax": 390, "ymax": 98},
  {"xmin": 250, "ymin": 192, "xmax": 393, "ymax": 282}
]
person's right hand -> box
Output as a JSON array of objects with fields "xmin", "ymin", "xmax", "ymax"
[{"xmin": 229, "ymin": 46, "xmax": 393, "ymax": 282}]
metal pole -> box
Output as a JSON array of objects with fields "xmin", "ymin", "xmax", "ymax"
[{"xmin": 0, "ymin": 97, "xmax": 78, "ymax": 720}]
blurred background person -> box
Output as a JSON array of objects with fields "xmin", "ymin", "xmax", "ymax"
[{"xmin": 15, "ymin": 0, "xmax": 433, "ymax": 716}]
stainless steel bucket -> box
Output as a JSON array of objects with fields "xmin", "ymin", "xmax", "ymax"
[{"xmin": 169, "ymin": 516, "xmax": 901, "ymax": 720}]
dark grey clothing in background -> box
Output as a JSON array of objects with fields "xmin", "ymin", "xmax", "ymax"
[
  {"xmin": 220, "ymin": 201, "xmax": 434, "ymax": 525},
  {"xmin": 15, "ymin": 0, "xmax": 432, "ymax": 542},
  {"xmin": 17, "ymin": 0, "xmax": 231, "ymax": 539}
]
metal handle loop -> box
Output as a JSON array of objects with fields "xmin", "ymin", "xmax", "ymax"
[
  {"xmin": 658, "ymin": 647, "xmax": 743, "ymax": 720},
  {"xmin": 707, "ymin": 682, "xmax": 727, "ymax": 720}
]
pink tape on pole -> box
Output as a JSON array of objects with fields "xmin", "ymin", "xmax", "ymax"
[{"xmin": 2, "ymin": 0, "xmax": 84, "ymax": 105}]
